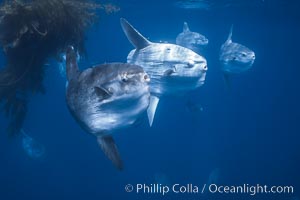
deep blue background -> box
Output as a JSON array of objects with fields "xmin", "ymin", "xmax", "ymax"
[{"xmin": 0, "ymin": 0, "xmax": 299, "ymax": 199}]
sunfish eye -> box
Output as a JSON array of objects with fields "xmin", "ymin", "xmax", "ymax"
[
  {"xmin": 143, "ymin": 74, "xmax": 150, "ymax": 81},
  {"xmin": 242, "ymin": 53, "xmax": 247, "ymax": 57}
]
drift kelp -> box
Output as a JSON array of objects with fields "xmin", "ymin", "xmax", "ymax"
[{"xmin": 0, "ymin": 0, "xmax": 113, "ymax": 135}]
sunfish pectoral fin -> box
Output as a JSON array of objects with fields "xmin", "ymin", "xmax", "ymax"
[
  {"xmin": 120, "ymin": 18, "xmax": 151, "ymax": 49},
  {"xmin": 66, "ymin": 46, "xmax": 80, "ymax": 82},
  {"xmin": 183, "ymin": 22, "xmax": 190, "ymax": 32},
  {"xmin": 94, "ymin": 86, "xmax": 112, "ymax": 100},
  {"xmin": 147, "ymin": 96, "xmax": 160, "ymax": 127},
  {"xmin": 163, "ymin": 69, "xmax": 175, "ymax": 76},
  {"xmin": 97, "ymin": 135, "xmax": 123, "ymax": 170}
]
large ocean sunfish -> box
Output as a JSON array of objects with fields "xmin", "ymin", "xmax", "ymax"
[
  {"xmin": 65, "ymin": 46, "xmax": 150, "ymax": 170},
  {"xmin": 219, "ymin": 25, "xmax": 255, "ymax": 74},
  {"xmin": 120, "ymin": 18, "xmax": 207, "ymax": 127}
]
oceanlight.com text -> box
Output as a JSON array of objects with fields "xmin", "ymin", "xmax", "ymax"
[
  {"xmin": 208, "ymin": 184, "xmax": 294, "ymax": 196},
  {"xmin": 124, "ymin": 183, "xmax": 294, "ymax": 196}
]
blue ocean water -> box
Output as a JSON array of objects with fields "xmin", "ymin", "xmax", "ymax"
[{"xmin": 0, "ymin": 0, "xmax": 299, "ymax": 200}]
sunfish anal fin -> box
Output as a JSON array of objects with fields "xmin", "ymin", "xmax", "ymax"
[
  {"xmin": 120, "ymin": 18, "xmax": 151, "ymax": 49},
  {"xmin": 97, "ymin": 135, "xmax": 123, "ymax": 170},
  {"xmin": 147, "ymin": 96, "xmax": 160, "ymax": 127}
]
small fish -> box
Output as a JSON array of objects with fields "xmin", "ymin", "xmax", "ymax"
[
  {"xmin": 21, "ymin": 129, "xmax": 45, "ymax": 159},
  {"xmin": 57, "ymin": 52, "xmax": 80, "ymax": 79},
  {"xmin": 186, "ymin": 100, "xmax": 204, "ymax": 113}
]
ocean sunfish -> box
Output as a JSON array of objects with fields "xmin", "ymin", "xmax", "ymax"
[
  {"xmin": 120, "ymin": 18, "xmax": 207, "ymax": 127},
  {"xmin": 65, "ymin": 46, "xmax": 150, "ymax": 170},
  {"xmin": 219, "ymin": 25, "xmax": 255, "ymax": 74},
  {"xmin": 176, "ymin": 22, "xmax": 209, "ymax": 52}
]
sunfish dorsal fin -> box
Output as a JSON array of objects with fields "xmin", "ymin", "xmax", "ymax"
[
  {"xmin": 183, "ymin": 22, "xmax": 190, "ymax": 32},
  {"xmin": 97, "ymin": 135, "xmax": 123, "ymax": 170},
  {"xmin": 147, "ymin": 96, "xmax": 160, "ymax": 127},
  {"xmin": 226, "ymin": 24, "xmax": 233, "ymax": 44},
  {"xmin": 66, "ymin": 46, "xmax": 80, "ymax": 82},
  {"xmin": 120, "ymin": 18, "xmax": 151, "ymax": 49}
]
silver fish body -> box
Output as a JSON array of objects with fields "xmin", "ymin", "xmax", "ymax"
[
  {"xmin": 219, "ymin": 25, "xmax": 255, "ymax": 74},
  {"xmin": 121, "ymin": 18, "xmax": 207, "ymax": 127},
  {"xmin": 66, "ymin": 46, "xmax": 150, "ymax": 170},
  {"xmin": 176, "ymin": 22, "xmax": 208, "ymax": 53}
]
